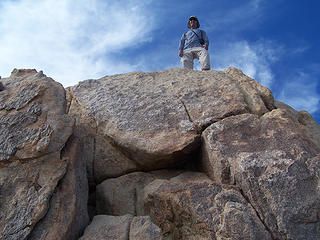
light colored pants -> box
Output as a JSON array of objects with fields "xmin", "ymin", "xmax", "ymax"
[{"xmin": 181, "ymin": 47, "xmax": 210, "ymax": 70}]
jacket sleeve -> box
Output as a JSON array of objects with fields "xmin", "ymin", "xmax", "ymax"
[{"xmin": 178, "ymin": 33, "xmax": 186, "ymax": 50}]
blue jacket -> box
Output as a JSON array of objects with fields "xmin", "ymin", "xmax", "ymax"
[{"xmin": 178, "ymin": 28, "xmax": 209, "ymax": 51}]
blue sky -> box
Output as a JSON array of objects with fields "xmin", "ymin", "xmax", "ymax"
[{"xmin": 0, "ymin": 0, "xmax": 319, "ymax": 123}]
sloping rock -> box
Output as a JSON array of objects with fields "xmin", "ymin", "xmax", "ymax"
[
  {"xmin": 201, "ymin": 109, "xmax": 320, "ymax": 239},
  {"xmin": 143, "ymin": 172, "xmax": 271, "ymax": 240},
  {"xmin": 275, "ymin": 100, "xmax": 320, "ymax": 147},
  {"xmin": 68, "ymin": 68, "xmax": 274, "ymax": 183},
  {"xmin": 0, "ymin": 69, "xmax": 88, "ymax": 240}
]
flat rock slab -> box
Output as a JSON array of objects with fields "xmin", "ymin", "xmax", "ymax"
[{"xmin": 69, "ymin": 68, "xmax": 274, "ymax": 182}]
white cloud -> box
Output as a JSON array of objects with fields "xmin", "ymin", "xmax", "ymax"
[
  {"xmin": 0, "ymin": 0, "xmax": 155, "ymax": 86},
  {"xmin": 212, "ymin": 40, "xmax": 281, "ymax": 88},
  {"xmin": 277, "ymin": 72, "xmax": 320, "ymax": 114}
]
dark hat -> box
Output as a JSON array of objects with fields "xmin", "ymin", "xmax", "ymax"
[
  {"xmin": 188, "ymin": 16, "xmax": 200, "ymax": 28},
  {"xmin": 189, "ymin": 16, "xmax": 198, "ymax": 21}
]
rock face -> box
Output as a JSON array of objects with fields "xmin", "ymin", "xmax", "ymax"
[
  {"xmin": 68, "ymin": 67, "xmax": 274, "ymax": 184},
  {"xmin": 1, "ymin": 67, "xmax": 320, "ymax": 240},
  {"xmin": 201, "ymin": 110, "xmax": 320, "ymax": 239},
  {"xmin": 0, "ymin": 69, "xmax": 88, "ymax": 240}
]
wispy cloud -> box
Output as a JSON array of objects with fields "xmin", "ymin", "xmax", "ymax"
[
  {"xmin": 0, "ymin": 0, "xmax": 155, "ymax": 86},
  {"xmin": 277, "ymin": 71, "xmax": 320, "ymax": 114},
  {"xmin": 212, "ymin": 40, "xmax": 281, "ymax": 88}
]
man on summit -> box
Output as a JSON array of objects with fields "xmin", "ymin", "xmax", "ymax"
[{"xmin": 178, "ymin": 16, "xmax": 210, "ymax": 70}]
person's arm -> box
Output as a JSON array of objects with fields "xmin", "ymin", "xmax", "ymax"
[
  {"xmin": 178, "ymin": 33, "xmax": 186, "ymax": 57},
  {"xmin": 202, "ymin": 30, "xmax": 209, "ymax": 50}
]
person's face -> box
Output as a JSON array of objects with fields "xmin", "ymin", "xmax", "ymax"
[{"xmin": 189, "ymin": 19, "xmax": 198, "ymax": 28}]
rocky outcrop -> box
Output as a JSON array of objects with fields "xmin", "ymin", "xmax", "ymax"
[
  {"xmin": 1, "ymin": 67, "xmax": 320, "ymax": 240},
  {"xmin": 0, "ymin": 69, "xmax": 88, "ymax": 240},
  {"xmin": 67, "ymin": 67, "xmax": 274, "ymax": 185}
]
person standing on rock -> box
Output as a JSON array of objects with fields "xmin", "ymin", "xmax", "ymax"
[{"xmin": 178, "ymin": 16, "xmax": 210, "ymax": 70}]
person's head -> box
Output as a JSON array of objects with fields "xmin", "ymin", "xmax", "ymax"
[{"xmin": 188, "ymin": 16, "xmax": 200, "ymax": 29}]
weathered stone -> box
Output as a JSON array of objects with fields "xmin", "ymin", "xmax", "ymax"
[
  {"xmin": 96, "ymin": 170, "xmax": 182, "ymax": 216},
  {"xmin": 0, "ymin": 69, "xmax": 78, "ymax": 240},
  {"xmin": 68, "ymin": 68, "xmax": 274, "ymax": 183},
  {"xmin": 130, "ymin": 216, "xmax": 163, "ymax": 240},
  {"xmin": 67, "ymin": 90, "xmax": 137, "ymax": 185},
  {"xmin": 29, "ymin": 136, "xmax": 89, "ymax": 240},
  {"xmin": 0, "ymin": 154, "xmax": 67, "ymax": 240},
  {"xmin": 224, "ymin": 67, "xmax": 275, "ymax": 114},
  {"xmin": 0, "ymin": 69, "xmax": 74, "ymax": 161},
  {"xmin": 201, "ymin": 109, "xmax": 320, "ymax": 239},
  {"xmin": 79, "ymin": 215, "xmax": 133, "ymax": 240},
  {"xmin": 143, "ymin": 172, "xmax": 271, "ymax": 240},
  {"xmin": 275, "ymin": 100, "xmax": 320, "ymax": 147},
  {"xmin": 79, "ymin": 215, "xmax": 163, "ymax": 240}
]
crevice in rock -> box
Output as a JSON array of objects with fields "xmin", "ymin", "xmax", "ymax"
[
  {"xmin": 260, "ymin": 93, "xmax": 275, "ymax": 112},
  {"xmin": 0, "ymin": 81, "xmax": 5, "ymax": 91},
  {"xmin": 180, "ymin": 99, "xmax": 200, "ymax": 132},
  {"xmin": 126, "ymin": 217, "xmax": 133, "ymax": 240},
  {"xmin": 237, "ymin": 184, "xmax": 276, "ymax": 240},
  {"xmin": 182, "ymin": 141, "xmax": 202, "ymax": 172},
  {"xmin": 64, "ymin": 87, "xmax": 74, "ymax": 114},
  {"xmin": 133, "ymin": 188, "xmax": 138, "ymax": 216},
  {"xmin": 198, "ymin": 108, "xmax": 250, "ymax": 135}
]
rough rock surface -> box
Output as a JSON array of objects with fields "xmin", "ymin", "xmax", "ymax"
[
  {"xmin": 130, "ymin": 216, "xmax": 163, "ymax": 240},
  {"xmin": 79, "ymin": 214, "xmax": 162, "ymax": 240},
  {"xmin": 68, "ymin": 67, "xmax": 274, "ymax": 183},
  {"xmin": 96, "ymin": 170, "xmax": 182, "ymax": 216},
  {"xmin": 201, "ymin": 110, "xmax": 320, "ymax": 239},
  {"xmin": 28, "ymin": 136, "xmax": 89, "ymax": 240},
  {"xmin": 143, "ymin": 172, "xmax": 271, "ymax": 240},
  {"xmin": 275, "ymin": 100, "xmax": 320, "ymax": 147},
  {"xmin": 0, "ymin": 154, "xmax": 67, "ymax": 240},
  {"xmin": 0, "ymin": 69, "xmax": 87, "ymax": 240},
  {"xmin": 0, "ymin": 69, "xmax": 74, "ymax": 161}
]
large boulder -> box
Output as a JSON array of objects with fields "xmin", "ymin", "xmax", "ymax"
[
  {"xmin": 201, "ymin": 109, "xmax": 320, "ymax": 239},
  {"xmin": 68, "ymin": 68, "xmax": 274, "ymax": 183},
  {"xmin": 0, "ymin": 69, "xmax": 88, "ymax": 240}
]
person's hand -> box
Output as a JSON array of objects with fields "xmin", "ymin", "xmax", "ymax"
[
  {"xmin": 178, "ymin": 50, "xmax": 183, "ymax": 57},
  {"xmin": 203, "ymin": 44, "xmax": 208, "ymax": 50}
]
